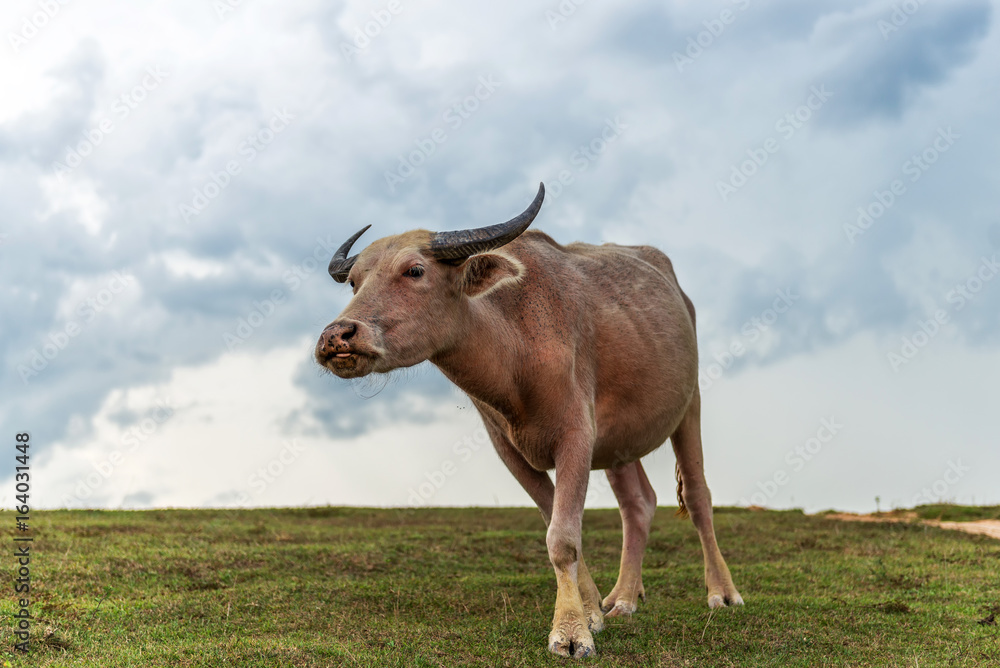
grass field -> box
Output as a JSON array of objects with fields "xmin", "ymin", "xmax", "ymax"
[{"xmin": 2, "ymin": 505, "xmax": 998, "ymax": 667}]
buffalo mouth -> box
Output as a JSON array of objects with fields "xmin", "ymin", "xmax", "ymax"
[{"xmin": 319, "ymin": 349, "xmax": 378, "ymax": 378}]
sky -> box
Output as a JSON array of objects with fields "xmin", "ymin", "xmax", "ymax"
[{"xmin": 1, "ymin": 0, "xmax": 998, "ymax": 514}]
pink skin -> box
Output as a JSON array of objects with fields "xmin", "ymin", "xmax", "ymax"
[{"xmin": 316, "ymin": 223, "xmax": 742, "ymax": 658}]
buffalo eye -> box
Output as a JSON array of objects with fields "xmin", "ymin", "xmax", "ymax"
[{"xmin": 405, "ymin": 265, "xmax": 425, "ymax": 278}]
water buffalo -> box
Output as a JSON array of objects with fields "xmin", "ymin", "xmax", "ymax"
[{"xmin": 315, "ymin": 183, "xmax": 742, "ymax": 658}]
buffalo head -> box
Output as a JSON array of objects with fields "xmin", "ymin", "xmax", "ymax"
[{"xmin": 315, "ymin": 184, "xmax": 544, "ymax": 378}]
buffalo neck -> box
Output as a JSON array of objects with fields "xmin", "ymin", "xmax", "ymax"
[{"xmin": 430, "ymin": 297, "xmax": 523, "ymax": 423}]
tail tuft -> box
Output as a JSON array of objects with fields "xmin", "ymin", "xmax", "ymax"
[{"xmin": 674, "ymin": 461, "xmax": 689, "ymax": 519}]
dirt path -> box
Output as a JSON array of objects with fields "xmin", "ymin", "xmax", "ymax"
[
  {"xmin": 823, "ymin": 511, "xmax": 1000, "ymax": 540},
  {"xmin": 927, "ymin": 520, "xmax": 1000, "ymax": 540}
]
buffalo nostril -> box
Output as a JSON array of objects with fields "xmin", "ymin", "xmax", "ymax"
[{"xmin": 320, "ymin": 328, "xmax": 342, "ymax": 354}]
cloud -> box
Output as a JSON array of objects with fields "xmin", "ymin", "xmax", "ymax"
[
  {"xmin": 816, "ymin": 0, "xmax": 992, "ymax": 125},
  {"xmin": 288, "ymin": 355, "xmax": 459, "ymax": 439}
]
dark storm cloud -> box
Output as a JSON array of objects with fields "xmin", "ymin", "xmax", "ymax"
[
  {"xmin": 818, "ymin": 0, "xmax": 992, "ymax": 126},
  {"xmin": 689, "ymin": 226, "xmax": 917, "ymax": 368}
]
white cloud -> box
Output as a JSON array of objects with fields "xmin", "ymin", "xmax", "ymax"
[
  {"xmin": 159, "ymin": 251, "xmax": 227, "ymax": 280},
  {"xmin": 38, "ymin": 175, "xmax": 108, "ymax": 235}
]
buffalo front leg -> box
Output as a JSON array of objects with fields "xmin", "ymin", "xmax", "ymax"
[
  {"xmin": 602, "ymin": 460, "xmax": 656, "ymax": 617},
  {"xmin": 478, "ymin": 414, "xmax": 604, "ymax": 636},
  {"xmin": 546, "ymin": 445, "xmax": 597, "ymax": 658},
  {"xmin": 671, "ymin": 389, "xmax": 743, "ymax": 608}
]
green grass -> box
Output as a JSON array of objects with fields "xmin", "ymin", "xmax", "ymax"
[
  {"xmin": 912, "ymin": 504, "xmax": 1000, "ymax": 522},
  {"xmin": 2, "ymin": 506, "xmax": 998, "ymax": 667}
]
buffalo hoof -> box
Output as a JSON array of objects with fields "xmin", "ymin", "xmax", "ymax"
[
  {"xmin": 708, "ymin": 591, "xmax": 744, "ymax": 609},
  {"xmin": 548, "ymin": 623, "xmax": 596, "ymax": 659},
  {"xmin": 603, "ymin": 600, "xmax": 637, "ymax": 618}
]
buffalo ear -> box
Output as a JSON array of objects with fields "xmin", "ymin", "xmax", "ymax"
[{"xmin": 456, "ymin": 253, "xmax": 524, "ymax": 298}]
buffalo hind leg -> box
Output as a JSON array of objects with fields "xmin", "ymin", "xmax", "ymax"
[
  {"xmin": 671, "ymin": 388, "xmax": 743, "ymax": 608},
  {"xmin": 602, "ymin": 460, "xmax": 656, "ymax": 617},
  {"xmin": 479, "ymin": 415, "xmax": 604, "ymax": 639}
]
